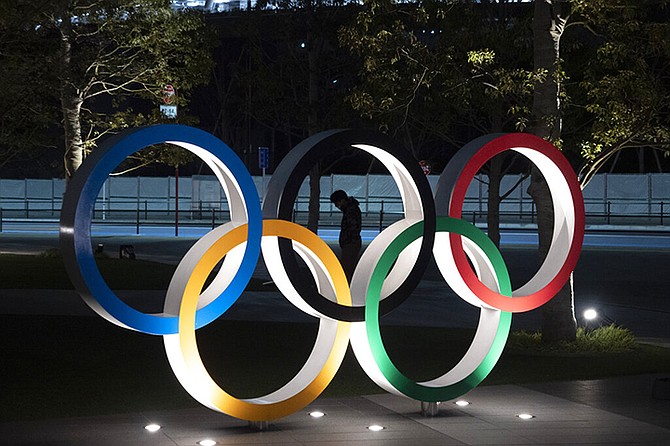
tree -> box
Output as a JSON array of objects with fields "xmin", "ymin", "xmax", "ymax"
[
  {"xmin": 0, "ymin": 1, "xmax": 60, "ymax": 175},
  {"xmin": 206, "ymin": 2, "xmax": 359, "ymax": 232},
  {"xmin": 341, "ymin": 0, "xmax": 474, "ymax": 154},
  {"xmin": 568, "ymin": 0, "xmax": 670, "ymax": 186},
  {"xmin": 342, "ymin": 0, "xmax": 670, "ymax": 342},
  {"xmin": 527, "ymin": 0, "xmax": 577, "ymax": 343},
  {"xmin": 263, "ymin": 1, "xmax": 362, "ymax": 232},
  {"xmin": 529, "ymin": 0, "xmax": 670, "ymax": 341},
  {"xmin": 3, "ymin": 0, "xmax": 215, "ymax": 180},
  {"xmin": 341, "ymin": 0, "xmax": 543, "ymax": 245}
]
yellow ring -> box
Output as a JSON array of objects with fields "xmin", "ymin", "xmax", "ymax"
[{"xmin": 171, "ymin": 219, "xmax": 351, "ymax": 421}]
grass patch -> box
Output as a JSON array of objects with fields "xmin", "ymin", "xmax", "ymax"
[
  {"xmin": 0, "ymin": 253, "xmax": 275, "ymax": 291},
  {"xmin": 574, "ymin": 325, "xmax": 638, "ymax": 352},
  {"xmin": 1, "ymin": 315, "xmax": 669, "ymax": 421},
  {"xmin": 508, "ymin": 325, "xmax": 638, "ymax": 353}
]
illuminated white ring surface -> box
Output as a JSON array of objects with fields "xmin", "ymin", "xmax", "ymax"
[
  {"xmin": 164, "ymin": 220, "xmax": 351, "ymax": 421},
  {"xmin": 262, "ymin": 129, "xmax": 436, "ymax": 322},
  {"xmin": 434, "ymin": 133, "xmax": 585, "ymax": 312},
  {"xmin": 262, "ymin": 142, "xmax": 424, "ymax": 319},
  {"xmin": 350, "ymin": 218, "xmax": 511, "ymax": 401},
  {"xmin": 59, "ymin": 127, "xmax": 585, "ymax": 422},
  {"xmin": 59, "ymin": 125, "xmax": 262, "ymax": 335}
]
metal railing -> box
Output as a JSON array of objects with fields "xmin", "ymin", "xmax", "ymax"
[{"xmin": 1, "ymin": 196, "xmax": 669, "ymax": 234}]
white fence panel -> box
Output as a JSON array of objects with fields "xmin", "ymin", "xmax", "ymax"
[{"xmin": 2, "ymin": 173, "xmax": 670, "ymax": 224}]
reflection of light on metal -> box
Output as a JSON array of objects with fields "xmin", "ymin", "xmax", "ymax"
[
  {"xmin": 517, "ymin": 413, "xmax": 534, "ymax": 420},
  {"xmin": 62, "ymin": 128, "xmax": 584, "ymax": 423},
  {"xmin": 309, "ymin": 411, "xmax": 325, "ymax": 418},
  {"xmin": 60, "ymin": 125, "xmax": 263, "ymax": 335},
  {"xmin": 367, "ymin": 425, "xmax": 385, "ymax": 431},
  {"xmin": 434, "ymin": 134, "xmax": 585, "ymax": 313},
  {"xmin": 198, "ymin": 440, "xmax": 216, "ymax": 446},
  {"xmin": 144, "ymin": 424, "xmax": 161, "ymax": 432},
  {"xmin": 351, "ymin": 218, "xmax": 512, "ymax": 403},
  {"xmin": 455, "ymin": 400, "xmax": 470, "ymax": 407},
  {"xmin": 164, "ymin": 221, "xmax": 351, "ymax": 422},
  {"xmin": 584, "ymin": 308, "xmax": 598, "ymax": 321}
]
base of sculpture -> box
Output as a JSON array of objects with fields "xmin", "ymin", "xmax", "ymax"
[
  {"xmin": 420, "ymin": 401, "xmax": 441, "ymax": 417},
  {"xmin": 248, "ymin": 420, "xmax": 270, "ymax": 431}
]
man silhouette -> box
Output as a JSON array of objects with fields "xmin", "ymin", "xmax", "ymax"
[{"xmin": 330, "ymin": 189, "xmax": 362, "ymax": 282}]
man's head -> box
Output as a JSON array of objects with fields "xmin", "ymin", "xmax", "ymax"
[{"xmin": 330, "ymin": 189, "xmax": 348, "ymax": 210}]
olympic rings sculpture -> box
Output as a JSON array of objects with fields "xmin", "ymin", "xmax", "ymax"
[{"xmin": 60, "ymin": 125, "xmax": 584, "ymax": 421}]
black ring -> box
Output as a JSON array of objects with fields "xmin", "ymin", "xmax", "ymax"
[{"xmin": 262, "ymin": 129, "xmax": 436, "ymax": 322}]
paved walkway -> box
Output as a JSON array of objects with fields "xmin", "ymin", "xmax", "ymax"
[{"xmin": 1, "ymin": 375, "xmax": 669, "ymax": 445}]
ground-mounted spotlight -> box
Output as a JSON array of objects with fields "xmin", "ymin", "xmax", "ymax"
[
  {"xmin": 198, "ymin": 440, "xmax": 217, "ymax": 446},
  {"xmin": 309, "ymin": 411, "xmax": 325, "ymax": 418},
  {"xmin": 583, "ymin": 308, "xmax": 598, "ymax": 321},
  {"xmin": 517, "ymin": 413, "xmax": 534, "ymax": 420},
  {"xmin": 455, "ymin": 400, "xmax": 470, "ymax": 407},
  {"xmin": 367, "ymin": 424, "xmax": 385, "ymax": 431},
  {"xmin": 144, "ymin": 424, "xmax": 161, "ymax": 432}
]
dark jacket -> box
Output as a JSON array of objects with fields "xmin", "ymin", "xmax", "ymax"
[{"xmin": 339, "ymin": 197, "xmax": 362, "ymax": 247}]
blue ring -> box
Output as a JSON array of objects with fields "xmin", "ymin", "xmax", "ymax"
[{"xmin": 60, "ymin": 125, "xmax": 262, "ymax": 335}]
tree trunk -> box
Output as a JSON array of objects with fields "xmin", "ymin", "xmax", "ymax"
[
  {"xmin": 306, "ymin": 28, "xmax": 321, "ymax": 233},
  {"xmin": 61, "ymin": 88, "xmax": 84, "ymax": 182},
  {"xmin": 532, "ymin": 1, "xmax": 563, "ymax": 142},
  {"xmin": 59, "ymin": 4, "xmax": 84, "ymax": 183},
  {"xmin": 532, "ymin": 0, "xmax": 576, "ymax": 343},
  {"xmin": 307, "ymin": 163, "xmax": 321, "ymax": 232},
  {"xmin": 487, "ymin": 110, "xmax": 504, "ymax": 248},
  {"xmin": 487, "ymin": 156, "xmax": 503, "ymax": 248},
  {"xmin": 527, "ymin": 165, "xmax": 576, "ymax": 342}
]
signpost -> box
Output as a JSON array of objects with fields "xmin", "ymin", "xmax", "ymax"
[{"xmin": 160, "ymin": 84, "xmax": 177, "ymax": 118}]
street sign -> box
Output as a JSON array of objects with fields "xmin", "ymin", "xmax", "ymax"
[
  {"xmin": 160, "ymin": 84, "xmax": 177, "ymax": 118},
  {"xmin": 160, "ymin": 105, "xmax": 177, "ymax": 119},
  {"xmin": 259, "ymin": 147, "xmax": 270, "ymax": 169},
  {"xmin": 163, "ymin": 84, "xmax": 176, "ymax": 104}
]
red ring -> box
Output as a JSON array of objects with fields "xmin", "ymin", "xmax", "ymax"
[{"xmin": 448, "ymin": 134, "xmax": 585, "ymax": 312}]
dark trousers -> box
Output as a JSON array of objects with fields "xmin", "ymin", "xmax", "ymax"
[{"xmin": 340, "ymin": 242, "xmax": 361, "ymax": 282}]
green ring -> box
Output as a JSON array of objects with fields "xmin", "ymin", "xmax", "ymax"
[{"xmin": 365, "ymin": 217, "xmax": 512, "ymax": 402}]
